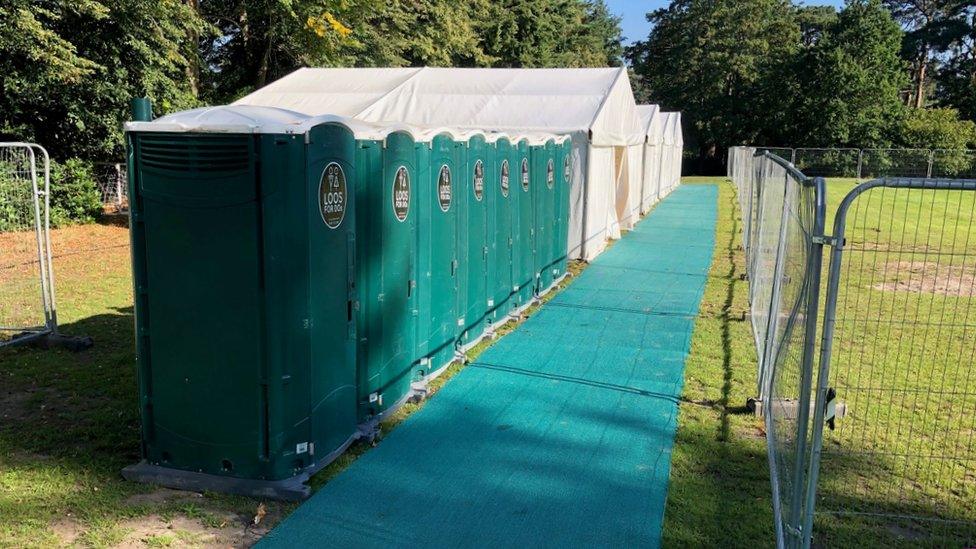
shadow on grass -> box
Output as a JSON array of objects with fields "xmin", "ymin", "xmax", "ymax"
[{"xmin": 0, "ymin": 306, "xmax": 141, "ymax": 472}]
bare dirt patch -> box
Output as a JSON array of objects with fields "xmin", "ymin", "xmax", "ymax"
[
  {"xmin": 116, "ymin": 489, "xmax": 282, "ymax": 548},
  {"xmin": 115, "ymin": 515, "xmax": 238, "ymax": 548},
  {"xmin": 51, "ymin": 517, "xmax": 85, "ymax": 546},
  {"xmin": 874, "ymin": 260, "xmax": 976, "ymax": 296}
]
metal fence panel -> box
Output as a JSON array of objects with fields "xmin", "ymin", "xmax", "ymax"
[
  {"xmin": 0, "ymin": 143, "xmax": 56, "ymax": 345},
  {"xmin": 931, "ymin": 149, "xmax": 976, "ymax": 179},
  {"xmin": 793, "ymin": 148, "xmax": 861, "ymax": 178},
  {"xmin": 94, "ymin": 162, "xmax": 129, "ymax": 213},
  {"xmin": 730, "ymin": 144, "xmax": 976, "ymax": 547},
  {"xmin": 728, "ymin": 149, "xmax": 828, "ymax": 546},
  {"xmin": 810, "ymin": 177, "xmax": 976, "ymax": 547},
  {"xmin": 860, "ymin": 148, "xmax": 932, "ymax": 178}
]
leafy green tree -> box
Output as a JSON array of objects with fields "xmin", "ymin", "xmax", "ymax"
[
  {"xmin": 626, "ymin": 0, "xmax": 799, "ymax": 166},
  {"xmin": 795, "ymin": 5, "xmax": 838, "ymax": 47},
  {"xmin": 0, "ymin": 0, "xmax": 206, "ymax": 160},
  {"xmin": 199, "ymin": 0, "xmax": 374, "ymax": 101},
  {"xmin": 480, "ymin": 0, "xmax": 622, "ymax": 68},
  {"xmin": 898, "ymin": 107, "xmax": 976, "ymax": 148},
  {"xmin": 791, "ymin": 0, "xmax": 908, "ymax": 147},
  {"xmin": 883, "ymin": 0, "xmax": 969, "ymax": 108},
  {"xmin": 350, "ymin": 0, "xmax": 496, "ymax": 67},
  {"xmin": 933, "ymin": 5, "xmax": 975, "ymax": 120},
  {"xmin": 202, "ymin": 0, "xmax": 622, "ymax": 102}
]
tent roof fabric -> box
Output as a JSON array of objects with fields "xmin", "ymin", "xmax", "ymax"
[
  {"xmin": 636, "ymin": 105, "xmax": 661, "ymax": 143},
  {"xmin": 233, "ymin": 66, "xmax": 645, "ymax": 146},
  {"xmin": 125, "ymin": 105, "xmax": 571, "ymax": 144},
  {"xmin": 660, "ymin": 112, "xmax": 683, "ymax": 146}
]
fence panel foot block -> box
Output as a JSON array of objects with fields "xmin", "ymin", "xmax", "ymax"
[{"xmin": 258, "ymin": 185, "xmax": 718, "ymax": 548}]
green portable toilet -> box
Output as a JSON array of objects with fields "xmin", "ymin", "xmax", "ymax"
[
  {"xmin": 123, "ymin": 108, "xmax": 364, "ymax": 499},
  {"xmin": 512, "ymin": 137, "xmax": 535, "ymax": 309},
  {"xmin": 416, "ymin": 132, "xmax": 461, "ymax": 378},
  {"xmin": 354, "ymin": 129, "xmax": 420, "ymax": 419},
  {"xmin": 460, "ymin": 132, "xmax": 489, "ymax": 348},
  {"xmin": 488, "ymin": 136, "xmax": 514, "ymax": 327}
]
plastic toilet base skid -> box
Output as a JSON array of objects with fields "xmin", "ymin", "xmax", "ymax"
[{"xmin": 121, "ymin": 430, "xmax": 359, "ymax": 502}]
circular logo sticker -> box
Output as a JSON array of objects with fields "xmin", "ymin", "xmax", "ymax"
[
  {"xmin": 319, "ymin": 162, "xmax": 347, "ymax": 229},
  {"xmin": 392, "ymin": 166, "xmax": 410, "ymax": 222},
  {"xmin": 500, "ymin": 159, "xmax": 510, "ymax": 197},
  {"xmin": 521, "ymin": 158, "xmax": 529, "ymax": 191},
  {"xmin": 437, "ymin": 165, "xmax": 452, "ymax": 212},
  {"xmin": 546, "ymin": 159, "xmax": 555, "ymax": 189},
  {"xmin": 564, "ymin": 156, "xmax": 571, "ymax": 184},
  {"xmin": 473, "ymin": 160, "xmax": 484, "ymax": 202}
]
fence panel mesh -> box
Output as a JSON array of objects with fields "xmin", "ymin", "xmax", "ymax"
[
  {"xmin": 94, "ymin": 162, "xmax": 129, "ymax": 213},
  {"xmin": 730, "ymin": 145, "xmax": 976, "ymax": 547},
  {"xmin": 860, "ymin": 148, "xmax": 932, "ymax": 178},
  {"xmin": 931, "ymin": 149, "xmax": 976, "ymax": 179},
  {"xmin": 812, "ymin": 178, "xmax": 976, "ymax": 546},
  {"xmin": 729, "ymin": 148, "xmax": 827, "ymax": 546},
  {"xmin": 793, "ymin": 148, "xmax": 861, "ymax": 178},
  {"xmin": 0, "ymin": 144, "xmax": 55, "ymax": 343}
]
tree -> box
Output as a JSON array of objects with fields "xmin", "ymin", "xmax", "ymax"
[
  {"xmin": 201, "ymin": 0, "xmax": 623, "ymax": 102},
  {"xmin": 883, "ymin": 0, "xmax": 969, "ymax": 108},
  {"xmin": 626, "ymin": 0, "xmax": 800, "ymax": 167},
  {"xmin": 898, "ymin": 107, "xmax": 976, "ymax": 149},
  {"xmin": 480, "ymin": 0, "xmax": 622, "ymax": 68},
  {"xmin": 934, "ymin": 4, "xmax": 975, "ymax": 120},
  {"xmin": 350, "ymin": 0, "xmax": 496, "ymax": 67},
  {"xmin": 0, "ymin": 0, "xmax": 206, "ymax": 160},
  {"xmin": 790, "ymin": 0, "xmax": 908, "ymax": 147},
  {"xmin": 199, "ymin": 0, "xmax": 374, "ymax": 101}
]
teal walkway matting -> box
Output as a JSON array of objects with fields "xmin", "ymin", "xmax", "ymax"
[{"xmin": 259, "ymin": 185, "xmax": 718, "ymax": 547}]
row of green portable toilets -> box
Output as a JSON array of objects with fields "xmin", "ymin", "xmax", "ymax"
[{"xmin": 121, "ymin": 106, "xmax": 573, "ymax": 498}]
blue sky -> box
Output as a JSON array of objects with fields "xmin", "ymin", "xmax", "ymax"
[{"xmin": 606, "ymin": 0, "xmax": 848, "ymax": 44}]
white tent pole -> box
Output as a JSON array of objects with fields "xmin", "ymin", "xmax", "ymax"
[{"xmin": 581, "ymin": 140, "xmax": 592, "ymax": 259}]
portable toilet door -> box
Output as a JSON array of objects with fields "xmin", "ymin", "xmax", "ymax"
[
  {"xmin": 555, "ymin": 140, "xmax": 572, "ymax": 278},
  {"xmin": 461, "ymin": 135, "xmax": 489, "ymax": 347},
  {"xmin": 354, "ymin": 130, "xmax": 419, "ymax": 419},
  {"xmin": 303, "ymin": 122, "xmax": 362, "ymax": 474},
  {"xmin": 513, "ymin": 139, "xmax": 535, "ymax": 308},
  {"xmin": 418, "ymin": 133, "xmax": 460, "ymax": 377},
  {"xmin": 489, "ymin": 137, "xmax": 514, "ymax": 325},
  {"xmin": 533, "ymin": 140, "xmax": 556, "ymax": 293}
]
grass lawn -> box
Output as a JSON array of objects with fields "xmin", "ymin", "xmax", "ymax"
[{"xmin": 661, "ymin": 177, "xmax": 775, "ymax": 546}]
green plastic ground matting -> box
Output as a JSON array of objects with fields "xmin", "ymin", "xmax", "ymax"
[{"xmin": 258, "ymin": 184, "xmax": 718, "ymax": 547}]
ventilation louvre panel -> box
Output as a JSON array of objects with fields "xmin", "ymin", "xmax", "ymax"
[{"xmin": 139, "ymin": 135, "xmax": 251, "ymax": 174}]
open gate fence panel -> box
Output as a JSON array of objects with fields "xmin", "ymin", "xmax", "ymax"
[
  {"xmin": 765, "ymin": 159, "xmax": 824, "ymax": 549},
  {"xmin": 0, "ymin": 143, "xmax": 55, "ymax": 345},
  {"xmin": 812, "ymin": 178, "xmax": 976, "ymax": 547}
]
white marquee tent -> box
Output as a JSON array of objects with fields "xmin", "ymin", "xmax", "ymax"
[{"xmin": 234, "ymin": 66, "xmax": 656, "ymax": 261}]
